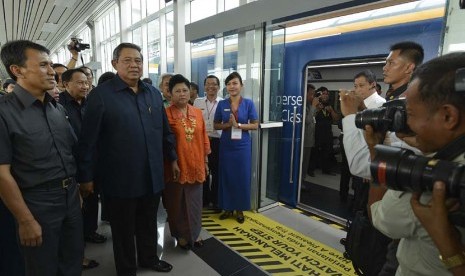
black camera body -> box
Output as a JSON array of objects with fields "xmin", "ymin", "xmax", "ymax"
[
  {"xmin": 68, "ymin": 38, "xmax": 90, "ymax": 52},
  {"xmin": 355, "ymin": 99, "xmax": 410, "ymax": 133}
]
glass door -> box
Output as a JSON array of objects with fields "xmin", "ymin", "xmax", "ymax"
[{"xmin": 258, "ymin": 25, "xmax": 286, "ymax": 210}]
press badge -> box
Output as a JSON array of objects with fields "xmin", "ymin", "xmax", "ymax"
[
  {"xmin": 206, "ymin": 121, "xmax": 214, "ymax": 132},
  {"xmin": 231, "ymin": 126, "xmax": 242, "ymax": 140}
]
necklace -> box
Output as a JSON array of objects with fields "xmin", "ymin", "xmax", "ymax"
[{"xmin": 178, "ymin": 109, "xmax": 196, "ymax": 142}]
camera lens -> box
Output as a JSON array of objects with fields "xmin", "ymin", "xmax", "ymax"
[
  {"xmin": 371, "ymin": 144, "xmax": 465, "ymax": 196},
  {"xmin": 355, "ymin": 107, "xmax": 386, "ymax": 130}
]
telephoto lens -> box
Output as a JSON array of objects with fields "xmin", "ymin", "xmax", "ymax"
[
  {"xmin": 370, "ymin": 144, "xmax": 465, "ymax": 197},
  {"xmin": 355, "ymin": 99, "xmax": 410, "ymax": 133}
]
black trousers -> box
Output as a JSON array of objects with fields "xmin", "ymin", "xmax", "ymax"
[
  {"xmin": 82, "ymin": 191, "xmax": 99, "ymax": 236},
  {"xmin": 0, "ymin": 200, "xmax": 25, "ymax": 276},
  {"xmin": 106, "ymin": 194, "xmax": 160, "ymax": 276},
  {"xmin": 339, "ymin": 135, "xmax": 351, "ymax": 198},
  {"xmin": 309, "ymin": 142, "xmax": 333, "ymax": 173},
  {"xmin": 21, "ymin": 182, "xmax": 83, "ymax": 276},
  {"xmin": 204, "ymin": 137, "xmax": 220, "ymax": 207}
]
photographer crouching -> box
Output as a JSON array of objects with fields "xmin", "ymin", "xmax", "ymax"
[{"xmin": 363, "ymin": 52, "xmax": 465, "ymax": 275}]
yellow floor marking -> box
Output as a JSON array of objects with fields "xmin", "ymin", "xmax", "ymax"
[{"xmin": 203, "ymin": 211, "xmax": 356, "ymax": 275}]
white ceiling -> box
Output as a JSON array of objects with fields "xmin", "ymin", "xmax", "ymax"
[{"xmin": 0, "ymin": 0, "xmax": 114, "ymax": 80}]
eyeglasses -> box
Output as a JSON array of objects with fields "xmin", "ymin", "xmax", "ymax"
[
  {"xmin": 119, "ymin": 58, "xmax": 143, "ymax": 65},
  {"xmin": 70, "ymin": 81, "xmax": 89, "ymax": 87}
]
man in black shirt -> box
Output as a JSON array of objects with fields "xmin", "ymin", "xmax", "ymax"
[
  {"xmin": 0, "ymin": 40, "xmax": 83, "ymax": 275},
  {"xmin": 383, "ymin": 41, "xmax": 424, "ymax": 101}
]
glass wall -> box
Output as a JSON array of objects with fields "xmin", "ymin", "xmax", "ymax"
[
  {"xmin": 191, "ymin": 0, "xmax": 217, "ymax": 23},
  {"xmin": 190, "ymin": 38, "xmax": 216, "ymax": 96},
  {"xmin": 96, "ymin": 6, "xmax": 120, "ymax": 75},
  {"xmin": 166, "ymin": 11, "xmax": 175, "ymax": 73},
  {"xmin": 147, "ymin": 18, "xmax": 161, "ymax": 86}
]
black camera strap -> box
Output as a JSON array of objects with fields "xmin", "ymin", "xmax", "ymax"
[{"xmin": 433, "ymin": 134, "xmax": 465, "ymax": 161}]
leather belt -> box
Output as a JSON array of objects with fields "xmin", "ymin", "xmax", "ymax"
[{"xmin": 27, "ymin": 177, "xmax": 75, "ymax": 190}]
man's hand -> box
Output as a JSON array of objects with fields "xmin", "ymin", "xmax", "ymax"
[
  {"xmin": 79, "ymin": 181, "xmax": 94, "ymax": 198},
  {"xmin": 18, "ymin": 218, "xmax": 42, "ymax": 247},
  {"xmin": 364, "ymin": 125, "xmax": 387, "ymax": 160},
  {"xmin": 172, "ymin": 160, "xmax": 180, "ymax": 181},
  {"xmin": 339, "ymin": 89, "xmax": 362, "ymax": 116}
]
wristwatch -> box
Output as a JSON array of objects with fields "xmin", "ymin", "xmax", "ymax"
[
  {"xmin": 440, "ymin": 252, "xmax": 465, "ymax": 269},
  {"xmin": 238, "ymin": 123, "xmax": 242, "ymax": 129}
]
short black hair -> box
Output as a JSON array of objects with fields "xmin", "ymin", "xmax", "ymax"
[
  {"xmin": 225, "ymin": 72, "xmax": 243, "ymax": 86},
  {"xmin": 97, "ymin": 71, "xmax": 116, "ymax": 86},
  {"xmin": 316, "ymin": 86, "xmax": 328, "ymax": 93},
  {"xmin": 142, "ymin": 78, "xmax": 153, "ymax": 85},
  {"xmin": 307, "ymin": 83, "xmax": 315, "ymax": 90},
  {"xmin": 354, "ymin": 69, "xmax": 377, "ymax": 84},
  {"xmin": 376, "ymin": 83, "xmax": 381, "ymax": 90},
  {"xmin": 61, "ymin": 68, "xmax": 87, "ymax": 83},
  {"xmin": 79, "ymin": 66, "xmax": 94, "ymax": 77},
  {"xmin": 411, "ymin": 52, "xmax": 465, "ymax": 111},
  {"xmin": 190, "ymin": 82, "xmax": 199, "ymax": 92},
  {"xmin": 52, "ymin": 63, "xmax": 68, "ymax": 70},
  {"xmin": 204, "ymin": 75, "xmax": 220, "ymax": 86},
  {"xmin": 390, "ymin": 41, "xmax": 424, "ymax": 67},
  {"xmin": 112, "ymin": 43, "xmax": 143, "ymax": 61},
  {"xmin": 169, "ymin": 74, "xmax": 190, "ymax": 93},
  {"xmin": 0, "ymin": 40, "xmax": 50, "ymax": 81}
]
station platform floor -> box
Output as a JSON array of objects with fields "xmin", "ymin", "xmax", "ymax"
[{"xmin": 83, "ymin": 203, "xmax": 354, "ymax": 276}]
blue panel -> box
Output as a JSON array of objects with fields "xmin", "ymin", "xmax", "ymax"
[{"xmin": 279, "ymin": 19, "xmax": 443, "ymax": 206}]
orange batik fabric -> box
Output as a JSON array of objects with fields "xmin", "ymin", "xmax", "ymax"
[{"xmin": 165, "ymin": 105, "xmax": 211, "ymax": 184}]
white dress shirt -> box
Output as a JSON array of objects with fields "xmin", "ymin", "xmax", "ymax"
[
  {"xmin": 194, "ymin": 95, "xmax": 223, "ymax": 138},
  {"xmin": 342, "ymin": 92, "xmax": 386, "ymax": 178}
]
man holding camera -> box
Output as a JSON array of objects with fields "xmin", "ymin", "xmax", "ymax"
[
  {"xmin": 309, "ymin": 87, "xmax": 340, "ymax": 175},
  {"xmin": 365, "ymin": 52, "xmax": 465, "ymax": 275}
]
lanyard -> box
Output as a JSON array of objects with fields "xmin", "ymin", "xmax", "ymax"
[
  {"xmin": 230, "ymin": 97, "xmax": 242, "ymax": 122},
  {"xmin": 206, "ymin": 99, "xmax": 217, "ymax": 120}
]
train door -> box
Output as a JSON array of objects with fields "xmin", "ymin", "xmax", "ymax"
[{"xmin": 297, "ymin": 58, "xmax": 386, "ymax": 224}]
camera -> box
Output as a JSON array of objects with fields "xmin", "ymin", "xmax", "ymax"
[
  {"xmin": 67, "ymin": 38, "xmax": 90, "ymax": 52},
  {"xmin": 355, "ymin": 99, "xmax": 410, "ymax": 133},
  {"xmin": 371, "ymin": 144, "xmax": 465, "ymax": 197}
]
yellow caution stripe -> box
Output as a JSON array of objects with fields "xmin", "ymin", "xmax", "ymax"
[{"xmin": 203, "ymin": 210, "xmax": 356, "ymax": 275}]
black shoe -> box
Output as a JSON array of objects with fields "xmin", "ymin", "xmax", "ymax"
[
  {"xmin": 236, "ymin": 212, "xmax": 245, "ymax": 224},
  {"xmin": 219, "ymin": 211, "xmax": 232, "ymax": 220},
  {"xmin": 194, "ymin": 240, "xmax": 204, "ymax": 248},
  {"xmin": 140, "ymin": 260, "xmax": 173, "ymax": 273},
  {"xmin": 82, "ymin": 259, "xmax": 99, "ymax": 270},
  {"xmin": 340, "ymin": 238, "xmax": 346, "ymax": 246},
  {"xmin": 308, "ymin": 171, "xmax": 315, "ymax": 177},
  {"xmin": 85, "ymin": 232, "xmax": 107, "ymax": 243}
]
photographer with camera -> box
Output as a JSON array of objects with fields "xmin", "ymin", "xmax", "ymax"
[
  {"xmin": 66, "ymin": 38, "xmax": 90, "ymax": 69},
  {"xmin": 366, "ymin": 52, "xmax": 465, "ymax": 275},
  {"xmin": 308, "ymin": 87, "xmax": 340, "ymax": 176}
]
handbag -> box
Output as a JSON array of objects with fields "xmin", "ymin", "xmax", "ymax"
[{"xmin": 344, "ymin": 210, "xmax": 392, "ymax": 275}]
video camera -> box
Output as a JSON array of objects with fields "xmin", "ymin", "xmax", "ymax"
[
  {"xmin": 355, "ymin": 99, "xmax": 410, "ymax": 133},
  {"xmin": 67, "ymin": 38, "xmax": 90, "ymax": 53}
]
